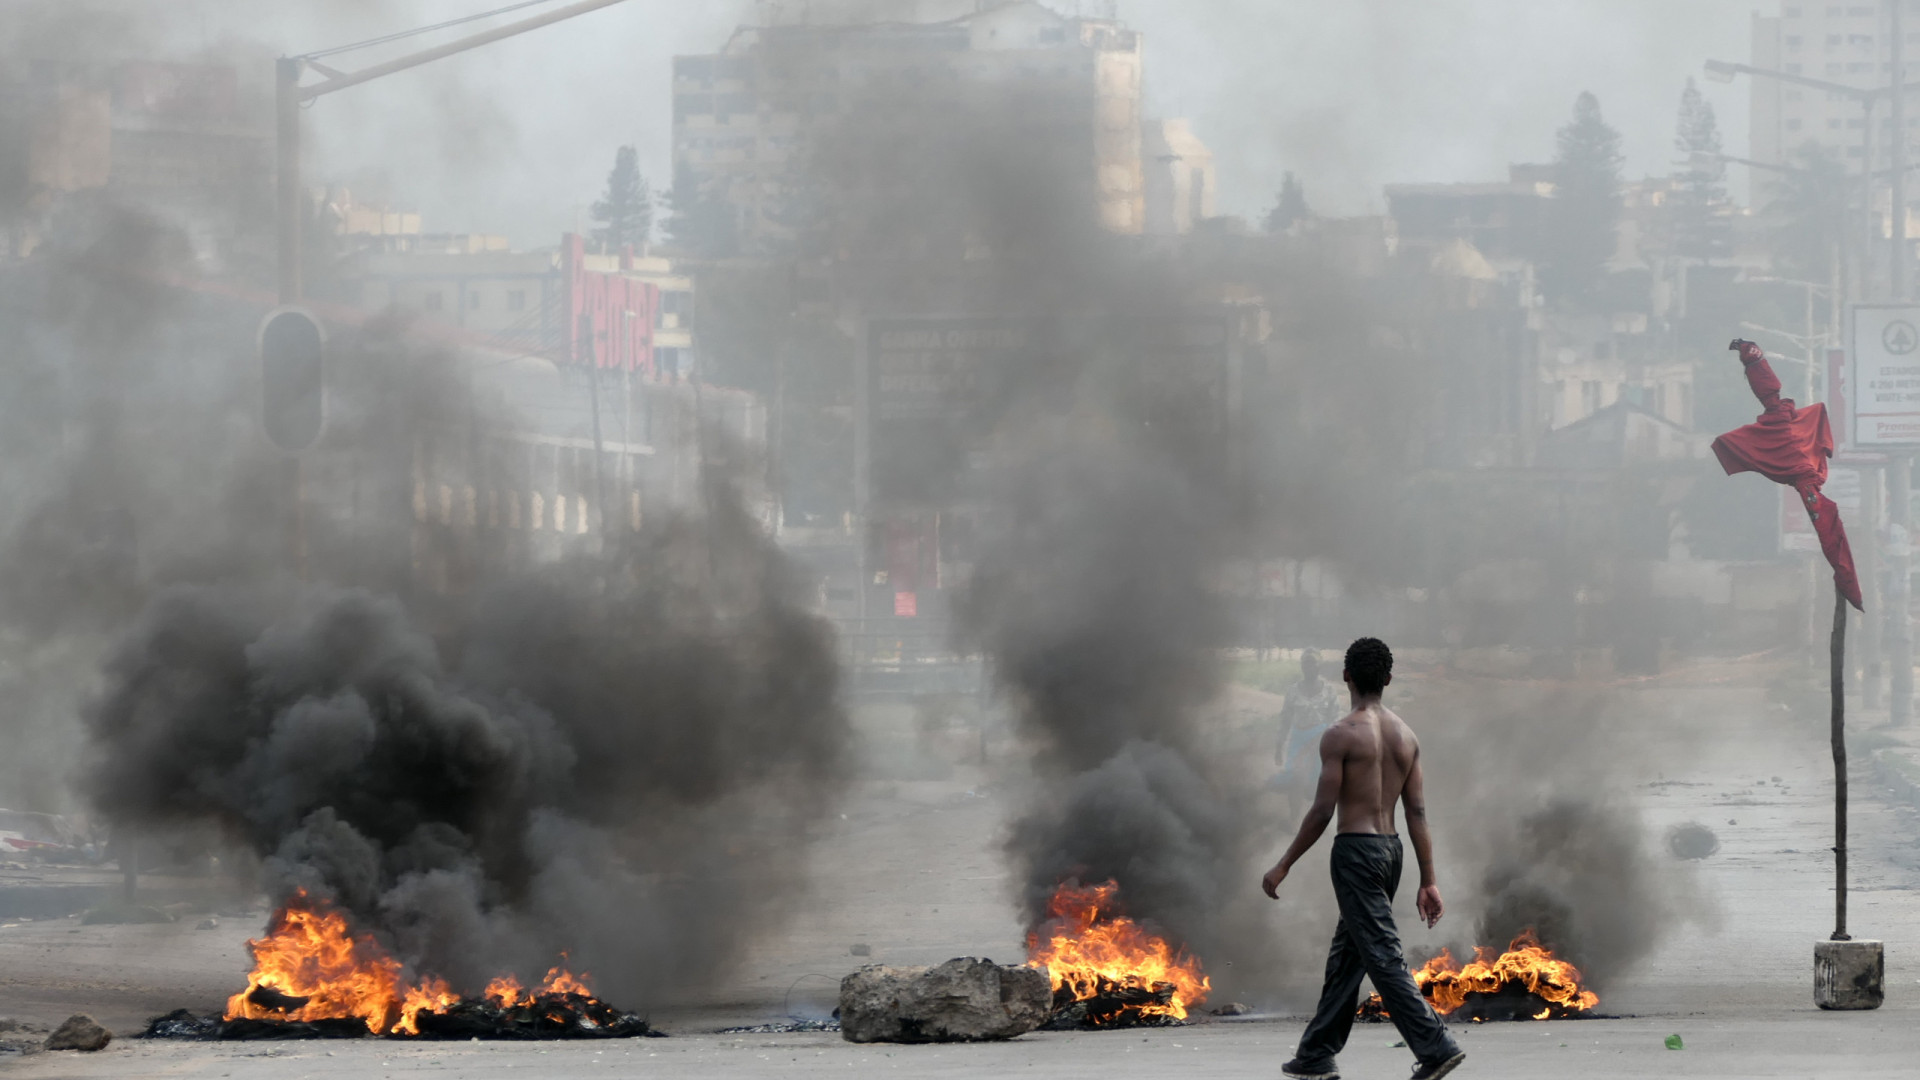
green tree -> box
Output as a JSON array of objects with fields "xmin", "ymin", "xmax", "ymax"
[
  {"xmin": 1263, "ymin": 171, "xmax": 1310, "ymax": 233},
  {"xmin": 1539, "ymin": 91, "xmax": 1624, "ymax": 305},
  {"xmin": 1767, "ymin": 143, "xmax": 1850, "ymax": 285},
  {"xmin": 589, "ymin": 145, "xmax": 652, "ymax": 253},
  {"xmin": 662, "ymin": 163, "xmax": 739, "ymax": 259},
  {"xmin": 1672, "ymin": 77, "xmax": 1731, "ymax": 261}
]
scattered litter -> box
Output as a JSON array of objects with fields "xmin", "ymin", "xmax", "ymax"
[
  {"xmin": 716, "ymin": 1020, "xmax": 840, "ymax": 1034},
  {"xmin": 850, "ymin": 944, "xmax": 871, "ymax": 957},
  {"xmin": 1665, "ymin": 1033, "xmax": 1684, "ymax": 1050}
]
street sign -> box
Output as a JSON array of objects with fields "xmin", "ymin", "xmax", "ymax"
[
  {"xmin": 866, "ymin": 317, "xmax": 1031, "ymax": 507},
  {"xmin": 1849, "ymin": 305, "xmax": 1920, "ymax": 445}
]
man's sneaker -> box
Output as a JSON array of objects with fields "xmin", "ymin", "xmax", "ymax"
[
  {"xmin": 1409, "ymin": 1050, "xmax": 1466, "ymax": 1080},
  {"xmin": 1281, "ymin": 1059, "xmax": 1339, "ymax": 1080}
]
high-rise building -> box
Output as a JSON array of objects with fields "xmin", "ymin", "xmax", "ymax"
[
  {"xmin": 670, "ymin": 0, "xmax": 1145, "ymax": 255},
  {"xmin": 1749, "ymin": 3, "xmax": 1920, "ymax": 217}
]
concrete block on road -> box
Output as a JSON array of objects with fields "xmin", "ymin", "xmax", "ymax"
[{"xmin": 1814, "ymin": 940, "xmax": 1884, "ymax": 1010}]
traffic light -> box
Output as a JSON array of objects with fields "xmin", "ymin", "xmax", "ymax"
[{"xmin": 258, "ymin": 307, "xmax": 325, "ymax": 451}]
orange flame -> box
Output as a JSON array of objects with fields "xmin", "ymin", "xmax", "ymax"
[
  {"xmin": 1025, "ymin": 881, "xmax": 1210, "ymax": 1022},
  {"xmin": 483, "ymin": 959, "xmax": 599, "ymax": 1009},
  {"xmin": 1362, "ymin": 929, "xmax": 1598, "ymax": 1021},
  {"xmin": 224, "ymin": 891, "xmax": 595, "ymax": 1035}
]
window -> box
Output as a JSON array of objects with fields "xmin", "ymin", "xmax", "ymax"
[
  {"xmin": 1787, "ymin": 62, "xmax": 1804, "ymax": 72},
  {"xmin": 1849, "ymin": 34, "xmax": 1873, "ymax": 46},
  {"xmin": 1850, "ymin": 62, "xmax": 1872, "ymax": 72},
  {"xmin": 1785, "ymin": 4, "xmax": 1802, "ymax": 14},
  {"xmin": 508, "ymin": 290, "xmax": 527, "ymax": 311},
  {"xmin": 1788, "ymin": 118, "xmax": 1804, "ymax": 130},
  {"xmin": 1788, "ymin": 35, "xmax": 1804, "ymax": 48},
  {"xmin": 1787, "ymin": 90, "xmax": 1805, "ymax": 101},
  {"xmin": 1848, "ymin": 5, "xmax": 1873, "ymax": 15},
  {"xmin": 1827, "ymin": 62, "xmax": 1843, "ymax": 73},
  {"xmin": 1828, "ymin": 34, "xmax": 1843, "ymax": 46},
  {"xmin": 1849, "ymin": 116, "xmax": 1865, "ymax": 128},
  {"xmin": 1850, "ymin": 145, "xmax": 1866, "ymax": 156},
  {"xmin": 466, "ymin": 291, "xmax": 481, "ymax": 309},
  {"xmin": 424, "ymin": 291, "xmax": 444, "ymax": 311},
  {"xmin": 1830, "ymin": 117, "xmax": 1844, "ymax": 128},
  {"xmin": 1581, "ymin": 381, "xmax": 1601, "ymax": 416}
]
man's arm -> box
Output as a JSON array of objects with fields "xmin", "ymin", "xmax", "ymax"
[
  {"xmin": 1403, "ymin": 749, "xmax": 1443, "ymax": 928},
  {"xmin": 1261, "ymin": 728, "xmax": 1345, "ymax": 898}
]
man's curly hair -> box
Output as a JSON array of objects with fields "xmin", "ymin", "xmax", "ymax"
[{"xmin": 1344, "ymin": 637, "xmax": 1393, "ymax": 697}]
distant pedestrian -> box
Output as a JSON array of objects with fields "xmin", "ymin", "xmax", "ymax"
[
  {"xmin": 1273, "ymin": 649, "xmax": 1343, "ymax": 806},
  {"xmin": 1262, "ymin": 637, "xmax": 1464, "ymax": 1080}
]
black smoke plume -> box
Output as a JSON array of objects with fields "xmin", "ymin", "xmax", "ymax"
[
  {"xmin": 5, "ymin": 204, "xmax": 849, "ymax": 1005},
  {"xmin": 79, "ymin": 471, "xmax": 848, "ymax": 1001}
]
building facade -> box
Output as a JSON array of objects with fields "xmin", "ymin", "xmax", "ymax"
[
  {"xmin": 671, "ymin": 0, "xmax": 1145, "ymax": 254},
  {"xmin": 1748, "ymin": 2, "xmax": 1920, "ymax": 232},
  {"xmin": 348, "ymin": 233, "xmax": 696, "ymax": 382}
]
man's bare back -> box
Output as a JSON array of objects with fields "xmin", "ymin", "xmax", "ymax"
[
  {"xmin": 1323, "ymin": 703, "xmax": 1421, "ymax": 837},
  {"xmin": 1261, "ymin": 664, "xmax": 1441, "ymax": 929}
]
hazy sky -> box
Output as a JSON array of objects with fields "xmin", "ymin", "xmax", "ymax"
[{"xmin": 146, "ymin": 0, "xmax": 1762, "ymax": 245}]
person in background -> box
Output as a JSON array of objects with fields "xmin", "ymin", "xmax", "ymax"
[{"xmin": 1275, "ymin": 648, "xmax": 1344, "ymax": 807}]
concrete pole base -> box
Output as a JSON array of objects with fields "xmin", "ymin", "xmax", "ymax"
[{"xmin": 1814, "ymin": 940, "xmax": 1884, "ymax": 1010}]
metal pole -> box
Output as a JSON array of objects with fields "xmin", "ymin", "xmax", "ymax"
[
  {"xmin": 276, "ymin": 57, "xmax": 303, "ymax": 304},
  {"xmin": 1831, "ymin": 587, "xmax": 1850, "ymax": 941},
  {"xmin": 1891, "ymin": 0, "xmax": 1914, "ymax": 726},
  {"xmin": 1893, "ymin": 456, "xmax": 1912, "ymax": 725},
  {"xmin": 581, "ymin": 314, "xmax": 611, "ymax": 546},
  {"xmin": 1865, "ymin": 97, "xmax": 1879, "ymax": 295},
  {"xmin": 1894, "ymin": 0, "xmax": 1909, "ymax": 298},
  {"xmin": 1863, "ymin": 467, "xmax": 1884, "ymax": 707}
]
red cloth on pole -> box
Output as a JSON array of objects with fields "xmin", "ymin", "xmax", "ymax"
[{"xmin": 1711, "ymin": 342, "xmax": 1863, "ymax": 610}]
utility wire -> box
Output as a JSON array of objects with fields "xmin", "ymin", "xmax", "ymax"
[{"xmin": 301, "ymin": 0, "xmax": 560, "ymax": 61}]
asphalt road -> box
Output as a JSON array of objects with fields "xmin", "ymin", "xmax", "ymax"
[{"xmin": 5, "ymin": 666, "xmax": 1920, "ymax": 1078}]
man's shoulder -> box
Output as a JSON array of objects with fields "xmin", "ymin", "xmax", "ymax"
[
  {"xmin": 1381, "ymin": 708, "xmax": 1421, "ymax": 745},
  {"xmin": 1320, "ymin": 711, "xmax": 1365, "ymax": 744}
]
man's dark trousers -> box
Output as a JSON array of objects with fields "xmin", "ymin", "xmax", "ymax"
[{"xmin": 1294, "ymin": 833, "xmax": 1459, "ymax": 1068}]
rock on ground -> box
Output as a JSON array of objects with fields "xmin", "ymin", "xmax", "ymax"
[
  {"xmin": 44, "ymin": 1014, "xmax": 112, "ymax": 1052},
  {"xmin": 840, "ymin": 957, "xmax": 1051, "ymax": 1043}
]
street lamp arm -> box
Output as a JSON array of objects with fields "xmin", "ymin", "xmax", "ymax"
[
  {"xmin": 296, "ymin": 0, "xmax": 629, "ymax": 101},
  {"xmin": 1704, "ymin": 58, "xmax": 1873, "ymax": 99},
  {"xmin": 1697, "ymin": 149, "xmax": 1920, "ymax": 179}
]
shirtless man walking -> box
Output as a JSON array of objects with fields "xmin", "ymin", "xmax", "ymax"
[{"xmin": 1261, "ymin": 637, "xmax": 1464, "ymax": 1080}]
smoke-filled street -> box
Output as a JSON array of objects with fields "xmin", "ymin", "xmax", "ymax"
[
  {"xmin": 6, "ymin": 2, "xmax": 1920, "ymax": 1078},
  {"xmin": 8, "ymin": 667, "xmax": 1920, "ymax": 1077}
]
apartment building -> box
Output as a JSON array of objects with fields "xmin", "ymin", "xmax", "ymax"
[
  {"xmin": 671, "ymin": 0, "xmax": 1146, "ymax": 254},
  {"xmin": 1749, "ymin": 2, "xmax": 1920, "ymax": 221}
]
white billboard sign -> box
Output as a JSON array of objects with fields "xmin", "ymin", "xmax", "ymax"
[{"xmin": 1851, "ymin": 304, "xmax": 1920, "ymax": 446}]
